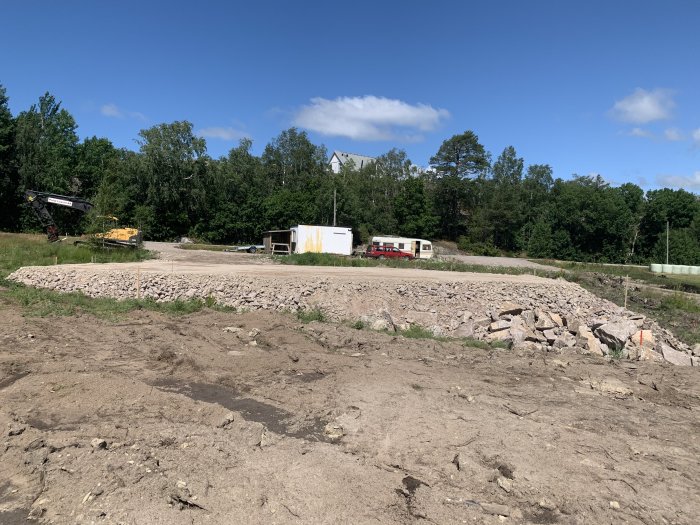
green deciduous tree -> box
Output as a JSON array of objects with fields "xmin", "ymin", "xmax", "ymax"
[
  {"xmin": 15, "ymin": 92, "xmax": 79, "ymax": 231},
  {"xmin": 0, "ymin": 84, "xmax": 18, "ymax": 230},
  {"xmin": 136, "ymin": 121, "xmax": 208, "ymax": 239}
]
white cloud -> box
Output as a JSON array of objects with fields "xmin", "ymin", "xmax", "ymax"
[
  {"xmin": 692, "ymin": 128, "xmax": 700, "ymax": 147},
  {"xmin": 293, "ymin": 95, "xmax": 450, "ymax": 141},
  {"xmin": 197, "ymin": 126, "xmax": 249, "ymax": 141},
  {"xmin": 664, "ymin": 128, "xmax": 683, "ymax": 141},
  {"xmin": 628, "ymin": 127, "xmax": 653, "ymax": 138},
  {"xmin": 100, "ymin": 103, "xmax": 146, "ymax": 121},
  {"xmin": 100, "ymin": 103, "xmax": 122, "ymax": 118},
  {"xmin": 656, "ymin": 171, "xmax": 700, "ymax": 190},
  {"xmin": 609, "ymin": 88, "xmax": 675, "ymax": 124}
]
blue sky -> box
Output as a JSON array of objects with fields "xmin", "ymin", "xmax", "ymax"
[{"xmin": 2, "ymin": 1, "xmax": 699, "ymax": 190}]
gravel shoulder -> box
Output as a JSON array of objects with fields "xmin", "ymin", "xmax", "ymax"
[{"xmin": 442, "ymin": 254, "xmax": 561, "ymax": 272}]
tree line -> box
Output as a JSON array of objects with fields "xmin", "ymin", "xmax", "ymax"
[{"xmin": 1, "ymin": 86, "xmax": 699, "ymax": 264}]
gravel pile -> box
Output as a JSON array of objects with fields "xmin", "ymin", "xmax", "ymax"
[{"xmin": 8, "ymin": 266, "xmax": 697, "ymax": 365}]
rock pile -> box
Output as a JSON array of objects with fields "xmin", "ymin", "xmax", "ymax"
[
  {"xmin": 474, "ymin": 302, "xmax": 695, "ymax": 364},
  {"xmin": 8, "ymin": 266, "xmax": 697, "ymax": 366}
]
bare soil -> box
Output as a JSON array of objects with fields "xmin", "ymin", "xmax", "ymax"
[
  {"xmin": 1, "ymin": 302, "xmax": 699, "ymax": 524},
  {"xmin": 2, "ymin": 243, "xmax": 699, "ymax": 523}
]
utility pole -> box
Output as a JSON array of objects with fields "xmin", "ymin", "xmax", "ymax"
[{"xmin": 333, "ymin": 188, "xmax": 337, "ymax": 227}]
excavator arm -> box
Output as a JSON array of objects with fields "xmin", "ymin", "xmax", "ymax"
[
  {"xmin": 24, "ymin": 190, "xmax": 142, "ymax": 247},
  {"xmin": 24, "ymin": 190, "xmax": 94, "ymax": 242}
]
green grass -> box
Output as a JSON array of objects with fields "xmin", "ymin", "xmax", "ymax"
[
  {"xmin": 1, "ymin": 281, "xmax": 235, "ymax": 320},
  {"xmin": 277, "ymin": 252, "xmax": 563, "ymax": 277},
  {"xmin": 533, "ymin": 259, "xmax": 700, "ymax": 293},
  {"xmin": 399, "ymin": 324, "xmax": 446, "ymax": 340},
  {"xmin": 0, "ymin": 232, "xmax": 151, "ymax": 279},
  {"xmin": 376, "ymin": 322, "xmax": 511, "ymax": 349},
  {"xmin": 296, "ymin": 306, "xmax": 327, "ymax": 323},
  {"xmin": 177, "ymin": 243, "xmax": 231, "ymax": 252},
  {"xmin": 658, "ymin": 292, "xmax": 700, "ymax": 314},
  {"xmin": 0, "ymin": 232, "xmax": 206, "ymax": 320},
  {"xmin": 0, "ymin": 280, "xmax": 210, "ymax": 320}
]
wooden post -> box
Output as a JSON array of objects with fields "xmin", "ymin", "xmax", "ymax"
[
  {"xmin": 624, "ymin": 275, "xmax": 629, "ymax": 309},
  {"xmin": 54, "ymin": 255, "xmax": 58, "ymax": 265}
]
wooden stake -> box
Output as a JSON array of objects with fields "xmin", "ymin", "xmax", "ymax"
[
  {"xmin": 54, "ymin": 255, "xmax": 58, "ymax": 265},
  {"xmin": 623, "ymin": 275, "xmax": 629, "ymax": 309}
]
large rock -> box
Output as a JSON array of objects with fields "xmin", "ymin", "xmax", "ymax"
[
  {"xmin": 549, "ymin": 312, "xmax": 564, "ymax": 328},
  {"xmin": 542, "ymin": 329, "xmax": 557, "ymax": 344},
  {"xmin": 594, "ymin": 321, "xmax": 638, "ymax": 350},
  {"xmin": 535, "ymin": 310, "xmax": 556, "ymax": 331},
  {"xmin": 576, "ymin": 326, "xmax": 604, "ymax": 356},
  {"xmin": 453, "ymin": 321, "xmax": 475, "ymax": 338},
  {"xmin": 498, "ymin": 302, "xmax": 523, "ymax": 317},
  {"xmin": 489, "ymin": 320, "xmax": 511, "ymax": 332},
  {"xmin": 521, "ymin": 310, "xmax": 536, "ymax": 329},
  {"xmin": 553, "ymin": 332, "xmax": 576, "ymax": 349},
  {"xmin": 659, "ymin": 343, "xmax": 692, "ymax": 366}
]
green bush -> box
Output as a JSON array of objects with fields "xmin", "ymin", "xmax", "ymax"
[{"xmin": 296, "ymin": 307, "xmax": 326, "ymax": 323}]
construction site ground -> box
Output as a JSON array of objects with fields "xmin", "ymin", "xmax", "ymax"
[{"xmin": 1, "ymin": 243, "xmax": 699, "ymax": 524}]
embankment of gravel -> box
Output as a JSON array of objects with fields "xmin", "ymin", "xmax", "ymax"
[{"xmin": 8, "ymin": 265, "xmax": 697, "ymax": 366}]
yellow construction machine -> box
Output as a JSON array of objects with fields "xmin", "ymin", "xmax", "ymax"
[{"xmin": 24, "ymin": 190, "xmax": 142, "ymax": 248}]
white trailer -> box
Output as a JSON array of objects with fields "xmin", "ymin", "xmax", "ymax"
[
  {"xmin": 263, "ymin": 225, "xmax": 353, "ymax": 256},
  {"xmin": 371, "ymin": 236, "xmax": 434, "ymax": 259}
]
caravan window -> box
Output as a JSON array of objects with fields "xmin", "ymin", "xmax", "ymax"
[
  {"xmin": 422, "ymin": 244, "xmax": 431, "ymax": 251},
  {"xmin": 398, "ymin": 243, "xmax": 405, "ymax": 249}
]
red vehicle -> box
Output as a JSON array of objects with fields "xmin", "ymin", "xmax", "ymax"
[{"xmin": 365, "ymin": 245, "xmax": 414, "ymax": 260}]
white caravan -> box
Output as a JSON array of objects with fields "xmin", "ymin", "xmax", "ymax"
[{"xmin": 371, "ymin": 236, "xmax": 434, "ymax": 259}]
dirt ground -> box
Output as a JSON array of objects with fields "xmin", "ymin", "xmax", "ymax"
[
  {"xmin": 2, "ymin": 244, "xmax": 699, "ymax": 524},
  {"xmin": 1, "ymin": 301, "xmax": 699, "ymax": 524}
]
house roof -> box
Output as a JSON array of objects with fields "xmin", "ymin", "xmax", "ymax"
[{"xmin": 330, "ymin": 150, "xmax": 376, "ymax": 170}]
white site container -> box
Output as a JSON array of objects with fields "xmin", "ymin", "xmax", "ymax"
[{"xmin": 291, "ymin": 225, "xmax": 353, "ymax": 256}]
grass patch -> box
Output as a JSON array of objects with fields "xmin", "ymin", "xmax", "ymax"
[
  {"xmin": 400, "ymin": 324, "xmax": 443, "ymax": 340},
  {"xmin": 393, "ymin": 324, "xmax": 510, "ymax": 349},
  {"xmin": 296, "ymin": 306, "xmax": 326, "ymax": 323},
  {"xmin": 608, "ymin": 346, "xmax": 624, "ymax": 360},
  {"xmin": 177, "ymin": 243, "xmax": 231, "ymax": 252},
  {"xmin": 659, "ymin": 292, "xmax": 700, "ymax": 314},
  {"xmin": 0, "ymin": 232, "xmax": 151, "ymax": 279},
  {"xmin": 350, "ymin": 319, "xmax": 366, "ymax": 330},
  {"xmin": 0, "ymin": 279, "xmax": 237, "ymax": 321},
  {"xmin": 1, "ymin": 281, "xmax": 210, "ymax": 320},
  {"xmin": 533, "ymin": 259, "xmax": 700, "ymax": 294}
]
